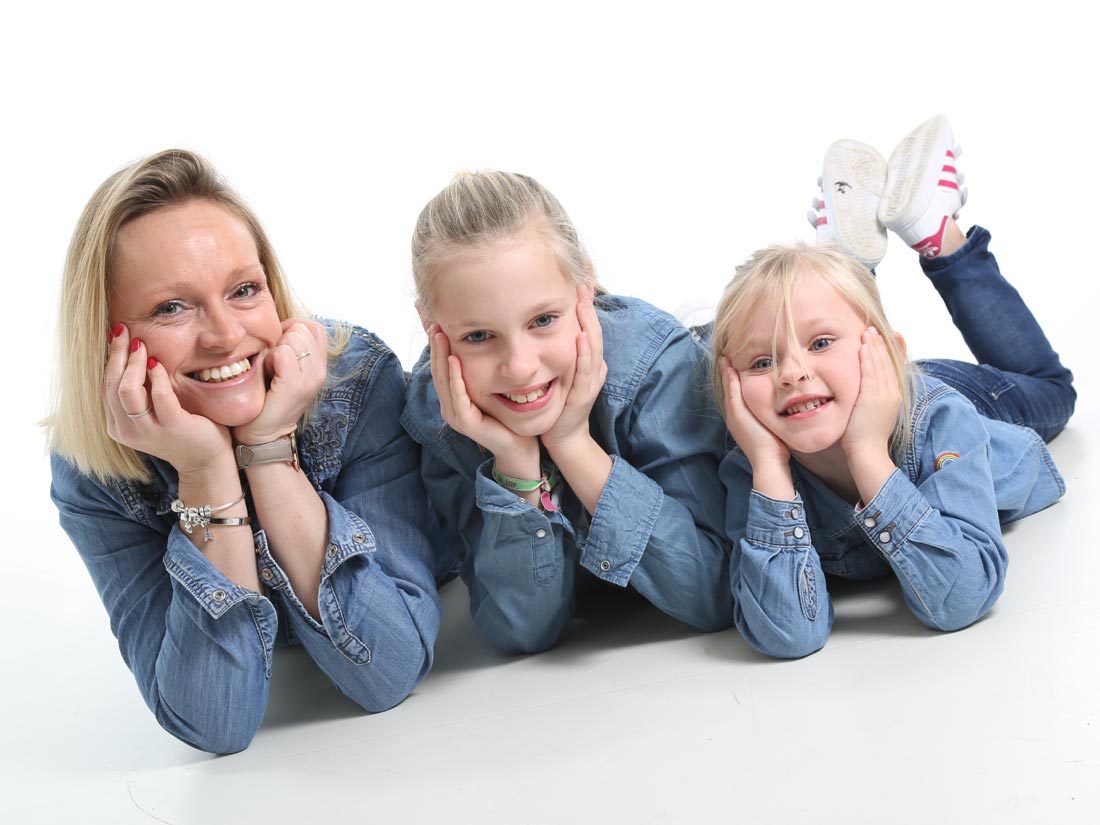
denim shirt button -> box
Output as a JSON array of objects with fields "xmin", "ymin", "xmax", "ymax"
[
  {"xmin": 535, "ymin": 528, "xmax": 547, "ymax": 539},
  {"xmin": 792, "ymin": 526, "xmax": 805, "ymax": 539},
  {"xmin": 878, "ymin": 531, "xmax": 892, "ymax": 544},
  {"xmin": 211, "ymin": 589, "xmax": 227, "ymax": 602},
  {"xmin": 599, "ymin": 559, "xmax": 612, "ymax": 572},
  {"xmin": 353, "ymin": 533, "xmax": 366, "ymax": 543},
  {"xmin": 327, "ymin": 544, "xmax": 338, "ymax": 558},
  {"xmin": 260, "ymin": 568, "xmax": 273, "ymax": 582},
  {"xmin": 790, "ymin": 507, "xmax": 802, "ymax": 520},
  {"xmin": 863, "ymin": 516, "xmax": 876, "ymax": 528}
]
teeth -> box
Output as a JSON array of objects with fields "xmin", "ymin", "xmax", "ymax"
[
  {"xmin": 195, "ymin": 358, "xmax": 251, "ymax": 383},
  {"xmin": 784, "ymin": 398, "xmax": 827, "ymax": 416},
  {"xmin": 503, "ymin": 384, "xmax": 549, "ymax": 404}
]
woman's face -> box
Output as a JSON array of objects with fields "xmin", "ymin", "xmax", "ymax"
[{"xmin": 109, "ymin": 199, "xmax": 284, "ymax": 427}]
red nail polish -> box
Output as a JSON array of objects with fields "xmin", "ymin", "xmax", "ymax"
[
  {"xmin": 147, "ymin": 357, "xmax": 158, "ymax": 370},
  {"xmin": 112, "ymin": 323, "xmax": 124, "ymax": 339},
  {"xmin": 131, "ymin": 338, "xmax": 142, "ymax": 353}
]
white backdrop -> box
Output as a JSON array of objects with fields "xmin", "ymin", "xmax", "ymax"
[{"xmin": 3, "ymin": 0, "xmax": 1095, "ymax": 819}]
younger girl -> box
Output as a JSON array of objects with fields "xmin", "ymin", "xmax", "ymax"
[
  {"xmin": 400, "ymin": 171, "xmax": 731, "ymax": 653},
  {"xmin": 713, "ymin": 115, "xmax": 1073, "ymax": 659}
]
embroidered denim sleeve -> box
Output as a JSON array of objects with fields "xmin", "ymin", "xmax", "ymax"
[
  {"xmin": 579, "ymin": 325, "xmax": 732, "ymax": 633},
  {"xmin": 269, "ymin": 343, "xmax": 446, "ymax": 712},
  {"xmin": 858, "ymin": 391, "xmax": 1009, "ymax": 632},
  {"xmin": 721, "ymin": 452, "xmax": 832, "ymax": 659},
  {"xmin": 50, "ymin": 453, "xmax": 275, "ymax": 755}
]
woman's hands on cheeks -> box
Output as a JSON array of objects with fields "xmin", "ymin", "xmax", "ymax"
[
  {"xmin": 104, "ymin": 325, "xmax": 230, "ymax": 476},
  {"xmin": 719, "ymin": 355, "xmax": 794, "ymax": 499},
  {"xmin": 233, "ymin": 319, "xmax": 328, "ymax": 446},
  {"xmin": 541, "ymin": 286, "xmax": 607, "ymax": 451},
  {"xmin": 428, "ymin": 323, "xmax": 539, "ymax": 470},
  {"xmin": 841, "ymin": 326, "xmax": 902, "ymax": 503}
]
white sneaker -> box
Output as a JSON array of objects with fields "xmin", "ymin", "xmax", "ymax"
[
  {"xmin": 807, "ymin": 139, "xmax": 888, "ymax": 269},
  {"xmin": 878, "ymin": 114, "xmax": 969, "ymax": 257}
]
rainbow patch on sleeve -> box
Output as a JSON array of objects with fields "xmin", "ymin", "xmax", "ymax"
[{"xmin": 935, "ymin": 451, "xmax": 961, "ymax": 471}]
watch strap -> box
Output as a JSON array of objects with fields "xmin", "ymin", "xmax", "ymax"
[{"xmin": 235, "ymin": 435, "xmax": 299, "ymax": 471}]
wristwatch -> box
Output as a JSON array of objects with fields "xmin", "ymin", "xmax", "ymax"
[{"xmin": 235, "ymin": 434, "xmax": 300, "ymax": 472}]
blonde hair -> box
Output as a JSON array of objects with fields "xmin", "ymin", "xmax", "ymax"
[
  {"xmin": 411, "ymin": 170, "xmax": 601, "ymax": 317},
  {"xmin": 45, "ymin": 149, "xmax": 341, "ymax": 483},
  {"xmin": 711, "ymin": 241, "xmax": 917, "ymax": 460}
]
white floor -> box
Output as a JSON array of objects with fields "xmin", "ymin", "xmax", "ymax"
[{"xmin": 5, "ymin": 2, "xmax": 1098, "ymax": 822}]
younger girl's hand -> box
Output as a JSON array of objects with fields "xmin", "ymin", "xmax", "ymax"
[
  {"xmin": 233, "ymin": 319, "xmax": 328, "ymax": 446},
  {"xmin": 841, "ymin": 326, "xmax": 902, "ymax": 460},
  {"xmin": 103, "ymin": 325, "xmax": 231, "ymax": 475},
  {"xmin": 720, "ymin": 356, "xmax": 790, "ymax": 472},
  {"xmin": 428, "ymin": 325, "xmax": 538, "ymax": 465},
  {"xmin": 542, "ymin": 286, "xmax": 607, "ymax": 450}
]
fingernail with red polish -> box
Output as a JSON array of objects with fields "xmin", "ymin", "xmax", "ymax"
[
  {"xmin": 147, "ymin": 357, "xmax": 158, "ymax": 370},
  {"xmin": 131, "ymin": 338, "xmax": 142, "ymax": 353},
  {"xmin": 110, "ymin": 323, "xmax": 124, "ymax": 341}
]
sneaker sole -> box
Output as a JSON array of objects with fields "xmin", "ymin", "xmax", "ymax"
[
  {"xmin": 821, "ymin": 139, "xmax": 887, "ymax": 266},
  {"xmin": 878, "ymin": 114, "xmax": 954, "ymax": 234}
]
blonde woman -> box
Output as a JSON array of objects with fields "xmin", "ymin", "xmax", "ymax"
[{"xmin": 46, "ymin": 150, "xmax": 451, "ymax": 753}]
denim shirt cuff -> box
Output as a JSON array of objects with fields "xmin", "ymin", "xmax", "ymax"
[
  {"xmin": 473, "ymin": 457, "xmax": 574, "ymax": 532},
  {"xmin": 746, "ymin": 490, "xmax": 812, "ymax": 549},
  {"xmin": 255, "ymin": 492, "xmax": 380, "ymax": 637},
  {"xmin": 579, "ymin": 455, "xmax": 661, "ymax": 586},
  {"xmin": 853, "ymin": 468, "xmax": 932, "ymax": 558},
  {"xmin": 163, "ymin": 524, "xmax": 272, "ymax": 620}
]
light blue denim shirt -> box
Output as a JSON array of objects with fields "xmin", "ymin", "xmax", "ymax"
[
  {"xmin": 721, "ymin": 375, "xmax": 1065, "ymax": 659},
  {"xmin": 401, "ymin": 295, "xmax": 732, "ymax": 654},
  {"xmin": 51, "ymin": 324, "xmax": 454, "ymax": 754}
]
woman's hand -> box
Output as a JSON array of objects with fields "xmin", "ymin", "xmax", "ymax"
[
  {"xmin": 104, "ymin": 324, "xmax": 231, "ymax": 475},
  {"xmin": 232, "ymin": 319, "xmax": 328, "ymax": 446},
  {"xmin": 841, "ymin": 327, "xmax": 902, "ymax": 460},
  {"xmin": 720, "ymin": 356, "xmax": 794, "ymax": 499},
  {"xmin": 428, "ymin": 324, "xmax": 539, "ymax": 469},
  {"xmin": 541, "ymin": 286, "xmax": 607, "ymax": 451}
]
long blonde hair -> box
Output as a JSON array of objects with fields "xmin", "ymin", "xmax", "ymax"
[
  {"xmin": 45, "ymin": 149, "xmax": 333, "ymax": 483},
  {"xmin": 712, "ymin": 241, "xmax": 917, "ymax": 460},
  {"xmin": 411, "ymin": 170, "xmax": 602, "ymax": 317}
]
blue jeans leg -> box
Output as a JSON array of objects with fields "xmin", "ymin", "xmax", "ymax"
[{"xmin": 915, "ymin": 225, "xmax": 1075, "ymax": 442}]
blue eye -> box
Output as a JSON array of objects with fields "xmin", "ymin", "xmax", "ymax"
[
  {"xmin": 811, "ymin": 337, "xmax": 833, "ymax": 351},
  {"xmin": 153, "ymin": 301, "xmax": 184, "ymax": 317},
  {"xmin": 751, "ymin": 357, "xmax": 773, "ymax": 370},
  {"xmin": 464, "ymin": 330, "xmax": 491, "ymax": 344},
  {"xmin": 233, "ymin": 282, "xmax": 263, "ymax": 299},
  {"xmin": 532, "ymin": 314, "xmax": 556, "ymax": 328}
]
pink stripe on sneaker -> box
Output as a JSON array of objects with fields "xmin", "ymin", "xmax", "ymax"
[
  {"xmin": 817, "ymin": 217, "xmax": 828, "ymax": 226},
  {"xmin": 947, "ymin": 150, "xmax": 955, "ymax": 158},
  {"xmin": 938, "ymin": 179, "xmax": 959, "ymax": 189},
  {"xmin": 942, "ymin": 165, "xmax": 957, "ymax": 174}
]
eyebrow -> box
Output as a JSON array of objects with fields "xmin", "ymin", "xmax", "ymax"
[{"xmin": 453, "ymin": 298, "xmax": 569, "ymax": 331}]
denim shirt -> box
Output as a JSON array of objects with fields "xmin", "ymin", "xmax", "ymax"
[
  {"xmin": 720, "ymin": 375, "xmax": 1065, "ymax": 659},
  {"xmin": 51, "ymin": 324, "xmax": 453, "ymax": 754},
  {"xmin": 401, "ymin": 295, "xmax": 732, "ymax": 654}
]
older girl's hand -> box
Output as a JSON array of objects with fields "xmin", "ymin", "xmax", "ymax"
[
  {"xmin": 541, "ymin": 286, "xmax": 607, "ymax": 450},
  {"xmin": 232, "ymin": 319, "xmax": 328, "ymax": 447},
  {"xmin": 104, "ymin": 324, "xmax": 231, "ymax": 475},
  {"xmin": 841, "ymin": 327, "xmax": 902, "ymax": 461},
  {"xmin": 428, "ymin": 325, "xmax": 539, "ymax": 470}
]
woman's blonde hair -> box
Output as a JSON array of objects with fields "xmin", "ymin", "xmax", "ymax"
[
  {"xmin": 411, "ymin": 170, "xmax": 601, "ymax": 317},
  {"xmin": 45, "ymin": 149, "xmax": 333, "ymax": 483},
  {"xmin": 711, "ymin": 241, "xmax": 918, "ymax": 460}
]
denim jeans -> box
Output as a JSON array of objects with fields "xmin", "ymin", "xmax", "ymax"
[{"xmin": 916, "ymin": 226, "xmax": 1076, "ymax": 442}]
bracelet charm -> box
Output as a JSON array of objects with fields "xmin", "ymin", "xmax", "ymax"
[{"xmin": 171, "ymin": 494, "xmax": 250, "ymax": 542}]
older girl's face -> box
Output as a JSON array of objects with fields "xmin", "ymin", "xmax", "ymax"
[{"xmin": 109, "ymin": 199, "xmax": 283, "ymax": 427}]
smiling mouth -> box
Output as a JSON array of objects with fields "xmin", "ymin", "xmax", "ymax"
[
  {"xmin": 783, "ymin": 398, "xmax": 831, "ymax": 416},
  {"xmin": 190, "ymin": 357, "xmax": 253, "ymax": 383},
  {"xmin": 500, "ymin": 382, "xmax": 551, "ymax": 405}
]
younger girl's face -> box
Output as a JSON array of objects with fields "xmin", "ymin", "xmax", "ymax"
[
  {"xmin": 431, "ymin": 231, "xmax": 582, "ymax": 437},
  {"xmin": 729, "ymin": 270, "xmax": 867, "ymax": 458}
]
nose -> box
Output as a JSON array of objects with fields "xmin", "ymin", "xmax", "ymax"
[
  {"xmin": 198, "ymin": 305, "xmax": 245, "ymax": 351},
  {"xmin": 777, "ymin": 352, "xmax": 811, "ymax": 387},
  {"xmin": 499, "ymin": 335, "xmax": 540, "ymax": 383}
]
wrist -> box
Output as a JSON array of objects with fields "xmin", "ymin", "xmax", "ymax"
[{"xmin": 491, "ymin": 439, "xmax": 541, "ymax": 480}]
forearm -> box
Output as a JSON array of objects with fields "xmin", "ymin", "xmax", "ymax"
[{"xmin": 544, "ymin": 433, "xmax": 613, "ymax": 515}]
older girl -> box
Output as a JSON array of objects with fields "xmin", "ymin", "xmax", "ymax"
[
  {"xmin": 46, "ymin": 150, "xmax": 451, "ymax": 753},
  {"xmin": 400, "ymin": 171, "xmax": 730, "ymax": 653}
]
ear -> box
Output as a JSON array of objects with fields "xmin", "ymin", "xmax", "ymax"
[
  {"xmin": 893, "ymin": 330, "xmax": 908, "ymax": 358},
  {"xmin": 416, "ymin": 301, "xmax": 432, "ymax": 333}
]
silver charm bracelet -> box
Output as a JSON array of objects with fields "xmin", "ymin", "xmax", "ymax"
[{"xmin": 171, "ymin": 493, "xmax": 251, "ymax": 542}]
